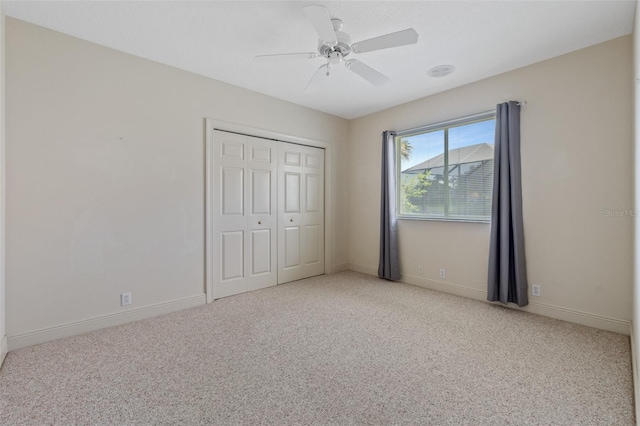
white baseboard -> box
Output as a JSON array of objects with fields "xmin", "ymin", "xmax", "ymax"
[
  {"xmin": 7, "ymin": 294, "xmax": 206, "ymax": 351},
  {"xmin": 330, "ymin": 263, "xmax": 349, "ymax": 273},
  {"xmin": 525, "ymin": 300, "xmax": 630, "ymax": 335},
  {"xmin": 347, "ymin": 263, "xmax": 378, "ymax": 276},
  {"xmin": 402, "ymin": 272, "xmax": 486, "ymax": 300},
  {"xmin": 348, "ymin": 265, "xmax": 631, "ymax": 335},
  {"xmin": 630, "ymin": 322, "xmax": 639, "ymax": 424},
  {"xmin": 0, "ymin": 335, "xmax": 7, "ymax": 366},
  {"xmin": 403, "ymin": 272, "xmax": 630, "ymax": 335}
]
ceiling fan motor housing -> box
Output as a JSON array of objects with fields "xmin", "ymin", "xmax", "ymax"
[{"xmin": 317, "ymin": 28, "xmax": 352, "ymax": 58}]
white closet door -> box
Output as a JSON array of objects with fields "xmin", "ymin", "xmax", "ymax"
[
  {"xmin": 213, "ymin": 131, "xmax": 277, "ymax": 299},
  {"xmin": 278, "ymin": 142, "xmax": 325, "ymax": 284}
]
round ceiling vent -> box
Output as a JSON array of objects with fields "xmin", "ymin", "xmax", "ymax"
[{"xmin": 427, "ymin": 65, "xmax": 456, "ymax": 78}]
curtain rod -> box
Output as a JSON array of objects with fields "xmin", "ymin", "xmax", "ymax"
[
  {"xmin": 387, "ymin": 101, "xmax": 527, "ymax": 137},
  {"xmin": 394, "ymin": 109, "xmax": 495, "ymax": 137}
]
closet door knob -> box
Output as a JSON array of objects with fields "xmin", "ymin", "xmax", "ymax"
[
  {"xmin": 258, "ymin": 221, "xmax": 262, "ymax": 225},
  {"xmin": 290, "ymin": 219, "xmax": 293, "ymax": 222}
]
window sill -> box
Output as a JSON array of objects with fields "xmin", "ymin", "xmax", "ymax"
[{"xmin": 397, "ymin": 215, "xmax": 490, "ymax": 224}]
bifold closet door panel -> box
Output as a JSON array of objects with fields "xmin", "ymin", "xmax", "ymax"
[
  {"xmin": 212, "ymin": 131, "xmax": 277, "ymax": 299},
  {"xmin": 277, "ymin": 142, "xmax": 325, "ymax": 284},
  {"xmin": 246, "ymin": 137, "xmax": 277, "ymax": 292}
]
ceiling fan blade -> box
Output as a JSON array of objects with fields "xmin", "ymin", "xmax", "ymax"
[
  {"xmin": 345, "ymin": 60, "xmax": 389, "ymax": 86},
  {"xmin": 351, "ymin": 28, "xmax": 418, "ymax": 53},
  {"xmin": 305, "ymin": 64, "xmax": 329, "ymax": 92},
  {"xmin": 303, "ymin": 5, "xmax": 337, "ymax": 45},
  {"xmin": 254, "ymin": 52, "xmax": 320, "ymax": 62}
]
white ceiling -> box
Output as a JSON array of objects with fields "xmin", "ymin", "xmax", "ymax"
[{"xmin": 2, "ymin": 0, "xmax": 635, "ymax": 119}]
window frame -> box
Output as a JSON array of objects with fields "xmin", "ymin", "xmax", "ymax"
[{"xmin": 396, "ymin": 110, "xmax": 496, "ymax": 223}]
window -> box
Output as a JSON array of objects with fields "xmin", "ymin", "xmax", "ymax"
[{"xmin": 397, "ymin": 112, "xmax": 496, "ymax": 222}]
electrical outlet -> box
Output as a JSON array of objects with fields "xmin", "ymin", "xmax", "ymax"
[
  {"xmin": 121, "ymin": 292, "xmax": 132, "ymax": 306},
  {"xmin": 417, "ymin": 265, "xmax": 424, "ymax": 274},
  {"xmin": 531, "ymin": 285, "xmax": 541, "ymax": 297},
  {"xmin": 439, "ymin": 268, "xmax": 446, "ymax": 279}
]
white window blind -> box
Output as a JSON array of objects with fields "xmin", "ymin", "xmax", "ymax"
[{"xmin": 397, "ymin": 112, "xmax": 496, "ymax": 222}]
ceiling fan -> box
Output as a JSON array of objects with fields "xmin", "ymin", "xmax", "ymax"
[{"xmin": 254, "ymin": 5, "xmax": 418, "ymax": 90}]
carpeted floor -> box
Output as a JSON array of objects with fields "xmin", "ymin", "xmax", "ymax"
[{"xmin": 0, "ymin": 271, "xmax": 634, "ymax": 425}]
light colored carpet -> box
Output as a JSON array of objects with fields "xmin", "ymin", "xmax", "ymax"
[{"xmin": 0, "ymin": 271, "xmax": 634, "ymax": 425}]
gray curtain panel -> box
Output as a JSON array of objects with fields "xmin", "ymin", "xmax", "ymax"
[
  {"xmin": 487, "ymin": 101, "xmax": 528, "ymax": 306},
  {"xmin": 378, "ymin": 130, "xmax": 401, "ymax": 281}
]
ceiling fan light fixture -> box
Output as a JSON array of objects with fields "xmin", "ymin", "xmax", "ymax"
[
  {"xmin": 328, "ymin": 51, "xmax": 342, "ymax": 65},
  {"xmin": 427, "ymin": 65, "xmax": 456, "ymax": 78}
]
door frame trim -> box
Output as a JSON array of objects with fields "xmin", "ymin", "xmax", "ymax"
[{"xmin": 205, "ymin": 119, "xmax": 334, "ymax": 303}]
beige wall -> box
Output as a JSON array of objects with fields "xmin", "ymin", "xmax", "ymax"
[
  {"xmin": 0, "ymin": 8, "xmax": 6, "ymax": 364},
  {"xmin": 633, "ymin": 0, "xmax": 640, "ymax": 410},
  {"xmin": 5, "ymin": 18, "xmax": 349, "ymax": 343},
  {"xmin": 349, "ymin": 36, "xmax": 633, "ymax": 332}
]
